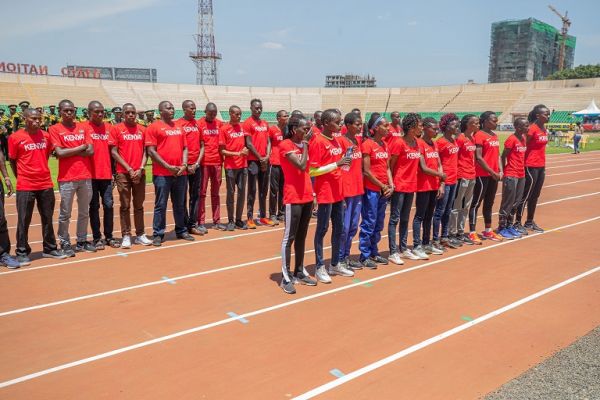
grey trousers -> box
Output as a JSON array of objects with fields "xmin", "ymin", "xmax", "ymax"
[
  {"xmin": 449, "ymin": 178, "xmax": 475, "ymax": 236},
  {"xmin": 58, "ymin": 179, "xmax": 93, "ymax": 244},
  {"xmin": 498, "ymin": 176, "xmax": 525, "ymax": 228}
]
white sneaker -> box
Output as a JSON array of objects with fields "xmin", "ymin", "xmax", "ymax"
[
  {"xmin": 328, "ymin": 263, "xmax": 354, "ymax": 277},
  {"xmin": 388, "ymin": 252, "xmax": 405, "ymax": 265},
  {"xmin": 135, "ymin": 234, "xmax": 152, "ymax": 246},
  {"xmin": 401, "ymin": 249, "xmax": 421, "ymax": 260},
  {"xmin": 121, "ymin": 235, "xmax": 132, "ymax": 249},
  {"xmin": 315, "ymin": 265, "xmax": 332, "ymax": 284},
  {"xmin": 412, "ymin": 246, "xmax": 429, "ymax": 260}
]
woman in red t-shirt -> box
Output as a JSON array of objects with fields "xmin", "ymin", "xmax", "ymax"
[
  {"xmin": 515, "ymin": 104, "xmax": 550, "ymax": 234},
  {"xmin": 278, "ymin": 116, "xmax": 318, "ymax": 294},
  {"xmin": 468, "ymin": 111, "xmax": 503, "ymax": 242}
]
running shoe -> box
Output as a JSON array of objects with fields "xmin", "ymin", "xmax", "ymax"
[
  {"xmin": 152, "ymin": 236, "xmax": 163, "ymax": 247},
  {"xmin": 441, "ymin": 237, "xmax": 460, "ymax": 249},
  {"xmin": 412, "ymin": 246, "xmax": 429, "ymax": 260},
  {"xmin": 214, "ymin": 223, "xmax": 228, "ymax": 231},
  {"xmin": 76, "ymin": 241, "xmax": 97, "ymax": 253},
  {"xmin": 370, "ymin": 255, "xmax": 389, "ymax": 265},
  {"xmin": 507, "ymin": 226, "xmax": 522, "ymax": 238},
  {"xmin": 259, "ymin": 217, "xmax": 275, "ymax": 227},
  {"xmin": 294, "ymin": 271, "xmax": 317, "ymax": 286},
  {"xmin": 315, "ymin": 265, "xmax": 332, "ymax": 283},
  {"xmin": 61, "ymin": 242, "xmax": 76, "ymax": 257},
  {"xmin": 270, "ymin": 216, "xmax": 280, "ymax": 226},
  {"xmin": 0, "ymin": 254, "xmax": 21, "ymax": 269},
  {"xmin": 121, "ymin": 235, "xmax": 132, "ymax": 249},
  {"xmin": 346, "ymin": 258, "xmax": 363, "ymax": 270},
  {"xmin": 93, "ymin": 239, "xmax": 106, "ymax": 250},
  {"xmin": 497, "ymin": 228, "xmax": 515, "ymax": 240},
  {"xmin": 107, "ymin": 238, "xmax": 121, "ymax": 248},
  {"xmin": 188, "ymin": 227, "xmax": 204, "ymax": 236},
  {"xmin": 388, "ymin": 253, "xmax": 405, "ymax": 265},
  {"xmin": 280, "ymin": 280, "xmax": 296, "ymax": 294},
  {"xmin": 247, "ymin": 219, "xmax": 257, "ymax": 229},
  {"xmin": 460, "ymin": 233, "xmax": 474, "ymax": 245},
  {"xmin": 401, "ymin": 249, "xmax": 421, "ymax": 260},
  {"xmin": 481, "ymin": 230, "xmax": 503, "ymax": 242},
  {"xmin": 468, "ymin": 232, "xmax": 483, "ymax": 245},
  {"xmin": 198, "ymin": 225, "xmax": 209, "ymax": 234},
  {"xmin": 226, "ymin": 222, "xmax": 236, "ymax": 231},
  {"xmin": 512, "ymin": 222, "xmax": 528, "ymax": 236},
  {"xmin": 16, "ymin": 255, "xmax": 31, "ymax": 267},
  {"xmin": 135, "ymin": 234, "xmax": 152, "ymax": 246},
  {"xmin": 328, "ymin": 263, "xmax": 354, "ymax": 277},
  {"xmin": 176, "ymin": 232, "xmax": 195, "ymax": 241},
  {"xmin": 42, "ymin": 249, "xmax": 68, "ymax": 259},
  {"xmin": 431, "ymin": 241, "xmax": 447, "ymax": 253},
  {"xmin": 524, "ymin": 221, "xmax": 544, "ymax": 233},
  {"xmin": 278, "ymin": 214, "xmax": 285, "ymax": 222},
  {"xmin": 361, "ymin": 258, "xmax": 378, "ymax": 269},
  {"xmin": 235, "ymin": 220, "xmax": 248, "ymax": 230},
  {"xmin": 425, "ymin": 244, "xmax": 444, "ymax": 255}
]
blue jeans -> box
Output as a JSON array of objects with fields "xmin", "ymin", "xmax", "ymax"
[
  {"xmin": 314, "ymin": 201, "xmax": 344, "ymax": 267},
  {"xmin": 432, "ymin": 183, "xmax": 457, "ymax": 241},
  {"xmin": 359, "ymin": 190, "xmax": 387, "ymax": 261},
  {"xmin": 388, "ymin": 191, "xmax": 414, "ymax": 254},
  {"xmin": 153, "ymin": 175, "xmax": 187, "ymax": 238},
  {"xmin": 339, "ymin": 195, "xmax": 362, "ymax": 260}
]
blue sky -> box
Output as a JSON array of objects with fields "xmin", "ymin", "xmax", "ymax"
[{"xmin": 1, "ymin": 0, "xmax": 599, "ymax": 87}]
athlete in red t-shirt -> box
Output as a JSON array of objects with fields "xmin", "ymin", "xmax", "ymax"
[
  {"xmin": 267, "ymin": 110, "xmax": 288, "ymax": 225},
  {"xmin": 110, "ymin": 103, "xmax": 151, "ymax": 248},
  {"xmin": 49, "ymin": 99, "xmax": 95, "ymax": 256},
  {"xmin": 385, "ymin": 111, "xmax": 403, "ymax": 147},
  {"xmin": 219, "ymin": 106, "xmax": 250, "ymax": 231},
  {"xmin": 197, "ymin": 102, "xmax": 225, "ymax": 232},
  {"xmin": 176, "ymin": 100, "xmax": 205, "ymax": 236},
  {"xmin": 243, "ymin": 99, "xmax": 272, "ymax": 228},
  {"xmin": 146, "ymin": 101, "xmax": 193, "ymax": 245}
]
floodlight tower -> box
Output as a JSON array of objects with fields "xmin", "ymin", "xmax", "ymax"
[{"xmin": 189, "ymin": 0, "xmax": 221, "ymax": 85}]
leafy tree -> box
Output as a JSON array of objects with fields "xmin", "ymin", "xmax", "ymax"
[{"xmin": 546, "ymin": 64, "xmax": 600, "ymax": 80}]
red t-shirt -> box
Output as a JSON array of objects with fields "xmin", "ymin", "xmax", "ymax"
[
  {"xmin": 436, "ymin": 136, "xmax": 459, "ymax": 185},
  {"xmin": 109, "ymin": 123, "xmax": 146, "ymax": 174},
  {"xmin": 389, "ymin": 137, "xmax": 420, "ymax": 193},
  {"xmin": 8, "ymin": 129, "xmax": 53, "ymax": 191},
  {"xmin": 279, "ymin": 139, "xmax": 313, "ymax": 204},
  {"xmin": 503, "ymin": 135, "xmax": 527, "ymax": 178},
  {"xmin": 219, "ymin": 123, "xmax": 248, "ymax": 169},
  {"xmin": 525, "ymin": 124, "xmax": 549, "ymax": 168},
  {"xmin": 384, "ymin": 124, "xmax": 403, "ymax": 146},
  {"xmin": 417, "ymin": 139, "xmax": 440, "ymax": 192},
  {"xmin": 145, "ymin": 120, "xmax": 188, "ymax": 177},
  {"xmin": 176, "ymin": 118, "xmax": 203, "ymax": 165},
  {"xmin": 456, "ymin": 133, "xmax": 476, "ymax": 180},
  {"xmin": 268, "ymin": 125, "xmax": 285, "ymax": 166},
  {"xmin": 49, "ymin": 122, "xmax": 93, "ymax": 182},
  {"xmin": 242, "ymin": 117, "xmax": 269, "ymax": 161},
  {"xmin": 339, "ymin": 136, "xmax": 364, "ymax": 197},
  {"xmin": 474, "ymin": 130, "xmax": 500, "ymax": 177},
  {"xmin": 309, "ymin": 134, "xmax": 344, "ymax": 203},
  {"xmin": 361, "ymin": 138, "xmax": 389, "ymax": 192},
  {"xmin": 82, "ymin": 121, "xmax": 112, "ymax": 180},
  {"xmin": 197, "ymin": 117, "xmax": 222, "ymax": 166}
]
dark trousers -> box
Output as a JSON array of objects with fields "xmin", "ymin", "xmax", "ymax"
[
  {"xmin": 0, "ymin": 135, "xmax": 8, "ymax": 159},
  {"xmin": 199, "ymin": 165, "xmax": 222, "ymax": 224},
  {"xmin": 469, "ymin": 176, "xmax": 498, "ymax": 231},
  {"xmin": 413, "ymin": 190, "xmax": 437, "ymax": 246},
  {"xmin": 269, "ymin": 165, "xmax": 284, "ymax": 218},
  {"xmin": 152, "ymin": 175, "xmax": 187, "ymax": 238},
  {"xmin": 314, "ymin": 201, "xmax": 344, "ymax": 267},
  {"xmin": 247, "ymin": 160, "xmax": 269, "ymax": 219},
  {"xmin": 280, "ymin": 202, "xmax": 313, "ymax": 283},
  {"xmin": 184, "ymin": 168, "xmax": 202, "ymax": 229},
  {"xmin": 89, "ymin": 179, "xmax": 114, "ymax": 241},
  {"xmin": 499, "ymin": 176, "xmax": 526, "ymax": 228},
  {"xmin": 115, "ymin": 172, "xmax": 146, "ymax": 237},
  {"xmin": 516, "ymin": 167, "xmax": 546, "ymax": 223},
  {"xmin": 388, "ymin": 191, "xmax": 414, "ymax": 254},
  {"xmin": 15, "ymin": 188, "xmax": 58, "ymax": 256},
  {"xmin": 225, "ymin": 168, "xmax": 247, "ymax": 223},
  {"xmin": 0, "ymin": 185, "xmax": 10, "ymax": 256},
  {"xmin": 432, "ymin": 183, "xmax": 457, "ymax": 241}
]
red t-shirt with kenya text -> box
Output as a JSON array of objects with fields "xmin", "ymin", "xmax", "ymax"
[
  {"xmin": 361, "ymin": 138, "xmax": 389, "ymax": 192},
  {"xmin": 218, "ymin": 123, "xmax": 248, "ymax": 169},
  {"xmin": 109, "ymin": 123, "xmax": 145, "ymax": 174},
  {"xmin": 309, "ymin": 134, "xmax": 344, "ymax": 204},
  {"xmin": 503, "ymin": 135, "xmax": 527, "ymax": 178},
  {"xmin": 417, "ymin": 139, "xmax": 440, "ymax": 192},
  {"xmin": 268, "ymin": 125, "xmax": 284, "ymax": 166},
  {"xmin": 474, "ymin": 130, "xmax": 500, "ymax": 177},
  {"xmin": 279, "ymin": 139, "xmax": 313, "ymax": 204},
  {"xmin": 525, "ymin": 123, "xmax": 549, "ymax": 168},
  {"xmin": 8, "ymin": 129, "xmax": 54, "ymax": 191},
  {"xmin": 436, "ymin": 136, "xmax": 459, "ymax": 185},
  {"xmin": 145, "ymin": 120, "xmax": 188, "ymax": 177},
  {"xmin": 176, "ymin": 118, "xmax": 203, "ymax": 165},
  {"xmin": 456, "ymin": 133, "xmax": 476, "ymax": 180},
  {"xmin": 389, "ymin": 137, "xmax": 420, "ymax": 193},
  {"xmin": 197, "ymin": 117, "xmax": 222, "ymax": 166},
  {"xmin": 82, "ymin": 121, "xmax": 112, "ymax": 180},
  {"xmin": 242, "ymin": 117, "xmax": 269, "ymax": 161},
  {"xmin": 339, "ymin": 135, "xmax": 364, "ymax": 197},
  {"xmin": 49, "ymin": 122, "xmax": 93, "ymax": 182}
]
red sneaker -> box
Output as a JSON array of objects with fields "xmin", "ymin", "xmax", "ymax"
[
  {"xmin": 259, "ymin": 217, "xmax": 275, "ymax": 226},
  {"xmin": 247, "ymin": 219, "xmax": 257, "ymax": 229},
  {"xmin": 481, "ymin": 230, "xmax": 503, "ymax": 242}
]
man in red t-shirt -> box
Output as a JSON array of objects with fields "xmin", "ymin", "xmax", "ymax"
[
  {"xmin": 110, "ymin": 103, "xmax": 152, "ymax": 249},
  {"xmin": 176, "ymin": 100, "xmax": 205, "ymax": 236},
  {"xmin": 49, "ymin": 99, "xmax": 96, "ymax": 256},
  {"xmin": 83, "ymin": 101, "xmax": 118, "ymax": 249},
  {"xmin": 145, "ymin": 101, "xmax": 193, "ymax": 246},
  {"xmin": 219, "ymin": 106, "xmax": 249, "ymax": 231},
  {"xmin": 243, "ymin": 99, "xmax": 272, "ymax": 228},
  {"xmin": 267, "ymin": 110, "xmax": 288, "ymax": 225},
  {"xmin": 385, "ymin": 111, "xmax": 403, "ymax": 146},
  {"xmin": 197, "ymin": 102, "xmax": 225, "ymax": 232}
]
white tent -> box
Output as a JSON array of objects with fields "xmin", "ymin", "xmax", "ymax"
[{"xmin": 572, "ymin": 99, "xmax": 600, "ymax": 117}]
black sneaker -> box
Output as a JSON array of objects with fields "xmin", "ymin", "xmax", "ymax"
[
  {"xmin": 214, "ymin": 223, "xmax": 228, "ymax": 231},
  {"xmin": 152, "ymin": 236, "xmax": 163, "ymax": 247},
  {"xmin": 524, "ymin": 221, "xmax": 544, "ymax": 233},
  {"xmin": 280, "ymin": 279, "xmax": 296, "ymax": 294},
  {"xmin": 235, "ymin": 220, "xmax": 248, "ymax": 230},
  {"xmin": 449, "ymin": 236, "xmax": 463, "ymax": 247},
  {"xmin": 512, "ymin": 222, "xmax": 528, "ymax": 235},
  {"xmin": 107, "ymin": 238, "xmax": 121, "ymax": 248},
  {"xmin": 460, "ymin": 233, "xmax": 474, "ymax": 245},
  {"xmin": 346, "ymin": 258, "xmax": 363, "ymax": 270},
  {"xmin": 16, "ymin": 255, "xmax": 31, "ymax": 266},
  {"xmin": 176, "ymin": 232, "xmax": 195, "ymax": 241},
  {"xmin": 75, "ymin": 241, "xmax": 97, "ymax": 253},
  {"xmin": 42, "ymin": 249, "xmax": 68, "ymax": 259},
  {"xmin": 93, "ymin": 239, "xmax": 105, "ymax": 250},
  {"xmin": 226, "ymin": 222, "xmax": 235, "ymax": 231},
  {"xmin": 370, "ymin": 255, "xmax": 389, "ymax": 265},
  {"xmin": 277, "ymin": 214, "xmax": 285, "ymax": 222},
  {"xmin": 361, "ymin": 258, "xmax": 378, "ymax": 269},
  {"xmin": 198, "ymin": 225, "xmax": 209, "ymax": 234},
  {"xmin": 294, "ymin": 271, "xmax": 317, "ymax": 286},
  {"xmin": 61, "ymin": 242, "xmax": 76, "ymax": 257}
]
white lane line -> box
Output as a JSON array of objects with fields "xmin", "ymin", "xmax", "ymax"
[
  {"xmin": 293, "ymin": 264, "xmax": 600, "ymax": 399},
  {"xmin": 547, "ymin": 168, "xmax": 600, "ymax": 177},
  {"xmin": 545, "ymin": 161, "xmax": 600, "ymax": 170},
  {"xmin": 0, "ymin": 216, "xmax": 597, "ymax": 389}
]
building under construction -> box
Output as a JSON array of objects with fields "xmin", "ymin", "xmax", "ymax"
[
  {"xmin": 325, "ymin": 74, "xmax": 376, "ymax": 88},
  {"xmin": 488, "ymin": 18, "xmax": 576, "ymax": 83}
]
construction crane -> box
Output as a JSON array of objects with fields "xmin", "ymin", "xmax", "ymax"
[{"xmin": 548, "ymin": 5, "xmax": 571, "ymax": 71}]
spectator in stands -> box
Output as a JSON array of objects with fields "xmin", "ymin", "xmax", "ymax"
[
  {"xmin": 9, "ymin": 109, "xmax": 67, "ymax": 267},
  {"xmin": 176, "ymin": 100, "xmax": 205, "ymax": 236},
  {"xmin": 49, "ymin": 99, "xmax": 96, "ymax": 256},
  {"xmin": 244, "ymin": 99, "xmax": 273, "ymax": 228},
  {"xmin": 137, "ymin": 111, "xmax": 146, "ymax": 126},
  {"xmin": 573, "ymin": 122, "xmax": 583, "ymax": 154},
  {"xmin": 47, "ymin": 105, "xmax": 58, "ymax": 125},
  {"xmin": 15, "ymin": 101, "xmax": 30, "ymax": 129},
  {"xmin": 219, "ymin": 105, "xmax": 249, "ymax": 231},
  {"xmin": 268, "ymin": 110, "xmax": 287, "ymax": 225},
  {"xmin": 146, "ymin": 100, "xmax": 194, "ymax": 246},
  {"xmin": 84, "ymin": 101, "xmax": 118, "ymax": 249},
  {"xmin": 145, "ymin": 110, "xmax": 156, "ymax": 125},
  {"xmin": 109, "ymin": 103, "xmax": 152, "ymax": 248},
  {"xmin": 197, "ymin": 102, "xmax": 225, "ymax": 233},
  {"xmin": 111, "ymin": 107, "xmax": 123, "ymax": 125},
  {"xmin": 79, "ymin": 109, "xmax": 89, "ymax": 122}
]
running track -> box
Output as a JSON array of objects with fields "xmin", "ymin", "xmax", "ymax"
[{"xmin": 0, "ymin": 151, "xmax": 598, "ymax": 399}]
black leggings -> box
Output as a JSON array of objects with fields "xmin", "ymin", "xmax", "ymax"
[
  {"xmin": 469, "ymin": 176, "xmax": 498, "ymax": 232},
  {"xmin": 280, "ymin": 202, "xmax": 313, "ymax": 283},
  {"xmin": 413, "ymin": 190, "xmax": 437, "ymax": 246},
  {"xmin": 516, "ymin": 167, "xmax": 545, "ymax": 223}
]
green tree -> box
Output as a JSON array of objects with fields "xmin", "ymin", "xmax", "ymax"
[{"xmin": 546, "ymin": 64, "xmax": 600, "ymax": 80}]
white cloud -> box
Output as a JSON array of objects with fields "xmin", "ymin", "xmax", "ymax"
[{"xmin": 261, "ymin": 42, "xmax": 285, "ymax": 50}]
